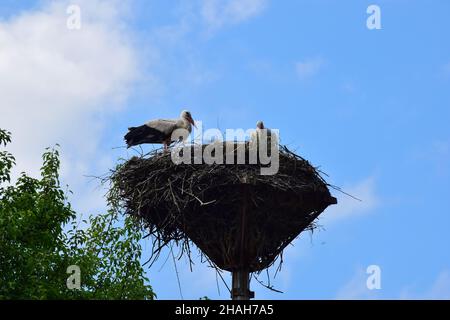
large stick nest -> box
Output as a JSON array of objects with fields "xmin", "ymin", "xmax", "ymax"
[{"xmin": 110, "ymin": 142, "xmax": 336, "ymax": 273}]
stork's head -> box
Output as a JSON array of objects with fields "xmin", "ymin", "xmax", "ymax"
[
  {"xmin": 256, "ymin": 120, "xmax": 264, "ymax": 129},
  {"xmin": 181, "ymin": 110, "xmax": 196, "ymax": 128}
]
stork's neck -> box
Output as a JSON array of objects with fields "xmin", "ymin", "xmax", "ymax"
[{"xmin": 179, "ymin": 118, "xmax": 192, "ymax": 132}]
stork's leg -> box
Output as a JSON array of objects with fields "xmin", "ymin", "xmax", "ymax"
[{"xmin": 163, "ymin": 141, "xmax": 168, "ymax": 152}]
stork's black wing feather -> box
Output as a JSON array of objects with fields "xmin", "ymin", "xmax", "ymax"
[{"xmin": 124, "ymin": 125, "xmax": 167, "ymax": 148}]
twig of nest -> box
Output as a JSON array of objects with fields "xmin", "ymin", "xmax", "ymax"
[{"xmin": 108, "ymin": 142, "xmax": 336, "ymax": 274}]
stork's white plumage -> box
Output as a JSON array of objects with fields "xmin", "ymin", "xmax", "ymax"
[
  {"xmin": 125, "ymin": 110, "xmax": 196, "ymax": 150},
  {"xmin": 251, "ymin": 120, "xmax": 275, "ymax": 145}
]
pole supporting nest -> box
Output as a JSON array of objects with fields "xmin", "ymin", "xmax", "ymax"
[
  {"xmin": 231, "ymin": 183, "xmax": 255, "ymax": 300},
  {"xmin": 231, "ymin": 270, "xmax": 254, "ymax": 300}
]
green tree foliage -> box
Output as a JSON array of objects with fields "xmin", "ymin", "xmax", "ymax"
[{"xmin": 0, "ymin": 129, "xmax": 155, "ymax": 299}]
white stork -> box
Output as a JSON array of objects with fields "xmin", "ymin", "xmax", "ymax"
[
  {"xmin": 125, "ymin": 110, "xmax": 196, "ymax": 150},
  {"xmin": 250, "ymin": 120, "xmax": 277, "ymax": 148}
]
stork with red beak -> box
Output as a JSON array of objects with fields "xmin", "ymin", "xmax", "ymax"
[{"xmin": 125, "ymin": 110, "xmax": 196, "ymax": 150}]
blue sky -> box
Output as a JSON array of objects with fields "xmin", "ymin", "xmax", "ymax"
[{"xmin": 1, "ymin": 0, "xmax": 449, "ymax": 299}]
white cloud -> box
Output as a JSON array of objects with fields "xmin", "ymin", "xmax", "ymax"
[
  {"xmin": 401, "ymin": 270, "xmax": 450, "ymax": 300},
  {"xmin": 320, "ymin": 176, "xmax": 378, "ymax": 224},
  {"xmin": 200, "ymin": 0, "xmax": 268, "ymax": 32},
  {"xmin": 0, "ymin": 0, "xmax": 140, "ymax": 212},
  {"xmin": 340, "ymin": 269, "xmax": 450, "ymax": 300},
  {"xmin": 336, "ymin": 267, "xmax": 381, "ymax": 300},
  {"xmin": 426, "ymin": 271, "xmax": 450, "ymax": 299},
  {"xmin": 295, "ymin": 57, "xmax": 325, "ymax": 80},
  {"xmin": 144, "ymin": 0, "xmax": 267, "ymax": 94}
]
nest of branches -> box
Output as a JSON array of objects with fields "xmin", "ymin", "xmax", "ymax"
[{"xmin": 110, "ymin": 142, "xmax": 336, "ymax": 273}]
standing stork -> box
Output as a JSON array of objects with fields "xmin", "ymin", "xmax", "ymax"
[
  {"xmin": 251, "ymin": 120, "xmax": 274, "ymax": 144},
  {"xmin": 125, "ymin": 110, "xmax": 196, "ymax": 150}
]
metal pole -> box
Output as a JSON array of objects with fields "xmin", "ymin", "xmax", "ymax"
[
  {"xmin": 231, "ymin": 183, "xmax": 254, "ymax": 300},
  {"xmin": 231, "ymin": 270, "xmax": 254, "ymax": 300}
]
